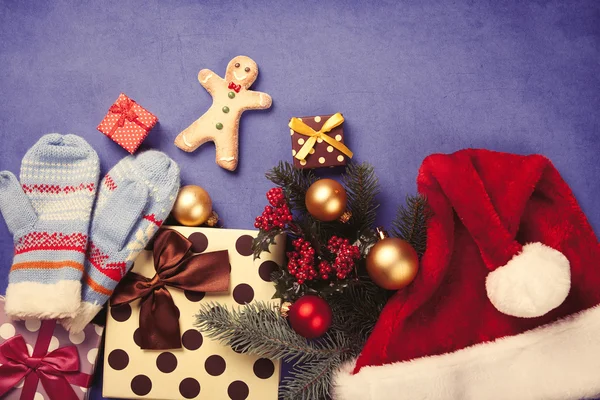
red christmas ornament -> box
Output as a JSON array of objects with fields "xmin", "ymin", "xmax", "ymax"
[{"xmin": 288, "ymin": 295, "xmax": 332, "ymax": 339}]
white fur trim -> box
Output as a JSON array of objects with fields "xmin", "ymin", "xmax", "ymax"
[
  {"xmin": 485, "ymin": 242, "xmax": 570, "ymax": 318},
  {"xmin": 5, "ymin": 281, "xmax": 81, "ymax": 319},
  {"xmin": 333, "ymin": 304, "xmax": 600, "ymax": 400},
  {"xmin": 61, "ymin": 301, "xmax": 102, "ymax": 333}
]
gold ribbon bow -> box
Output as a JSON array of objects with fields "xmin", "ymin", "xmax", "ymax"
[{"xmin": 289, "ymin": 113, "xmax": 353, "ymax": 161}]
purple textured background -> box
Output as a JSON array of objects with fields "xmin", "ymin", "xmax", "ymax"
[{"xmin": 0, "ymin": 1, "xmax": 598, "ymax": 399}]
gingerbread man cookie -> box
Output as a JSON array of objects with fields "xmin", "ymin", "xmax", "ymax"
[{"xmin": 174, "ymin": 56, "xmax": 272, "ymax": 171}]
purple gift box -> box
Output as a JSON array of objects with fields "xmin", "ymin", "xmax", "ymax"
[{"xmin": 0, "ymin": 296, "xmax": 103, "ymax": 400}]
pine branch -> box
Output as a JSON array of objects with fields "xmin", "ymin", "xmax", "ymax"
[
  {"xmin": 194, "ymin": 301, "xmax": 350, "ymax": 364},
  {"xmin": 391, "ymin": 194, "xmax": 432, "ymax": 257},
  {"xmin": 279, "ymin": 354, "xmax": 344, "ymax": 400},
  {"xmin": 342, "ymin": 162, "xmax": 380, "ymax": 235},
  {"xmin": 329, "ymin": 278, "xmax": 391, "ymax": 347},
  {"xmin": 265, "ymin": 161, "xmax": 316, "ymax": 212}
]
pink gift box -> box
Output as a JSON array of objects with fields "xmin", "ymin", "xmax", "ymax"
[{"xmin": 0, "ymin": 297, "xmax": 103, "ymax": 400}]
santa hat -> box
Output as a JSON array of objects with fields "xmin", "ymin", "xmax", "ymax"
[{"xmin": 334, "ymin": 149, "xmax": 600, "ymax": 400}]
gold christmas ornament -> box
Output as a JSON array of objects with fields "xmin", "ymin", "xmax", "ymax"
[
  {"xmin": 366, "ymin": 227, "xmax": 419, "ymax": 290},
  {"xmin": 305, "ymin": 179, "xmax": 348, "ymax": 222},
  {"xmin": 172, "ymin": 185, "xmax": 213, "ymax": 226}
]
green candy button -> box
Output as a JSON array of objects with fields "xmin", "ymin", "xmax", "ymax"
[
  {"xmin": 216, "ymin": 123, "xmax": 223, "ymax": 130},
  {"xmin": 222, "ymin": 106, "xmax": 230, "ymax": 113},
  {"xmin": 228, "ymin": 91, "xmax": 235, "ymax": 99}
]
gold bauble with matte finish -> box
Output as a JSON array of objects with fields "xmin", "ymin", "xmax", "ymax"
[
  {"xmin": 172, "ymin": 185, "xmax": 213, "ymax": 226},
  {"xmin": 305, "ymin": 179, "xmax": 347, "ymax": 222},
  {"xmin": 366, "ymin": 229, "xmax": 419, "ymax": 290}
]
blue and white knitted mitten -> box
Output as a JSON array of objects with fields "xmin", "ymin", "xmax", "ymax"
[
  {"xmin": 0, "ymin": 134, "xmax": 100, "ymax": 319},
  {"xmin": 63, "ymin": 150, "xmax": 180, "ymax": 332}
]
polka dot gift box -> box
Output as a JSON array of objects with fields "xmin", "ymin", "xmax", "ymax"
[
  {"xmin": 103, "ymin": 226, "xmax": 284, "ymax": 400},
  {"xmin": 0, "ymin": 296, "xmax": 103, "ymax": 400},
  {"xmin": 289, "ymin": 113, "xmax": 353, "ymax": 169},
  {"xmin": 97, "ymin": 93, "xmax": 158, "ymax": 154}
]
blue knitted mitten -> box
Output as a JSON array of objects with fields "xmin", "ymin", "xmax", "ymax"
[
  {"xmin": 63, "ymin": 150, "xmax": 180, "ymax": 332},
  {"xmin": 0, "ymin": 134, "xmax": 100, "ymax": 319}
]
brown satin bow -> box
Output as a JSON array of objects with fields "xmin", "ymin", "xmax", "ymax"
[{"xmin": 110, "ymin": 229, "xmax": 230, "ymax": 350}]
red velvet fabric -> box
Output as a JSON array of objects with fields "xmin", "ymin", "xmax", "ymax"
[{"xmin": 354, "ymin": 149, "xmax": 600, "ymax": 373}]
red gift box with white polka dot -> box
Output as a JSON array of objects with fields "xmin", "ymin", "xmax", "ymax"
[
  {"xmin": 103, "ymin": 226, "xmax": 284, "ymax": 400},
  {"xmin": 97, "ymin": 93, "xmax": 158, "ymax": 154},
  {"xmin": 0, "ymin": 296, "xmax": 103, "ymax": 400}
]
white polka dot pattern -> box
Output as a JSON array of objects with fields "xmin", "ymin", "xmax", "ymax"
[
  {"xmin": 25, "ymin": 319, "xmax": 41, "ymax": 332},
  {"xmin": 0, "ymin": 322, "xmax": 15, "ymax": 339},
  {"xmin": 97, "ymin": 93, "xmax": 158, "ymax": 154},
  {"xmin": 87, "ymin": 348, "xmax": 98, "ymax": 364},
  {"xmin": 69, "ymin": 330, "xmax": 86, "ymax": 344},
  {"xmin": 0, "ymin": 300, "xmax": 104, "ymax": 398},
  {"xmin": 48, "ymin": 336, "xmax": 59, "ymax": 352}
]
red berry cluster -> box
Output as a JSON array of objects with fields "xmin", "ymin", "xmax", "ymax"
[
  {"xmin": 287, "ymin": 238, "xmax": 317, "ymax": 284},
  {"xmin": 254, "ymin": 188, "xmax": 292, "ymax": 231},
  {"xmin": 319, "ymin": 236, "xmax": 361, "ymax": 280}
]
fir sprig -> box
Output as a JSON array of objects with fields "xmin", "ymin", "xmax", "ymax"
[
  {"xmin": 391, "ymin": 194, "xmax": 432, "ymax": 257},
  {"xmin": 280, "ymin": 355, "xmax": 345, "ymax": 400},
  {"xmin": 342, "ymin": 162, "xmax": 380, "ymax": 235},
  {"xmin": 328, "ymin": 279, "xmax": 391, "ymax": 346},
  {"xmin": 265, "ymin": 161, "xmax": 316, "ymax": 212},
  {"xmin": 194, "ymin": 301, "xmax": 351, "ymax": 365},
  {"xmin": 235, "ymin": 163, "xmax": 432, "ymax": 399}
]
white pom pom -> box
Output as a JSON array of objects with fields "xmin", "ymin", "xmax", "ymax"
[{"xmin": 486, "ymin": 242, "xmax": 570, "ymax": 318}]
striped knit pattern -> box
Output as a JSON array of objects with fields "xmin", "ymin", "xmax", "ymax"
[
  {"xmin": 63, "ymin": 150, "xmax": 180, "ymax": 332},
  {"xmin": 0, "ymin": 134, "xmax": 100, "ymax": 319}
]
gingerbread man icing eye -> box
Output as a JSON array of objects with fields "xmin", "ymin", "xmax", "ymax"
[
  {"xmin": 235, "ymin": 63, "xmax": 240, "ymax": 68},
  {"xmin": 244, "ymin": 67, "xmax": 250, "ymax": 72}
]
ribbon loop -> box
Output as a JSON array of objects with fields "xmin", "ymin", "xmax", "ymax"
[
  {"xmin": 289, "ymin": 113, "xmax": 353, "ymax": 161},
  {"xmin": 111, "ymin": 228, "xmax": 231, "ymax": 349},
  {"xmin": 107, "ymin": 96, "xmax": 151, "ymax": 138}
]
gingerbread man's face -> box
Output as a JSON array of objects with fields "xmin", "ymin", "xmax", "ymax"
[{"xmin": 225, "ymin": 56, "xmax": 259, "ymax": 89}]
